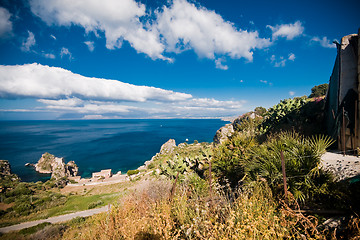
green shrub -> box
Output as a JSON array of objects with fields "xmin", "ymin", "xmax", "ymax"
[
  {"xmin": 127, "ymin": 169, "xmax": 139, "ymax": 176},
  {"xmin": 309, "ymin": 83, "xmax": 328, "ymax": 98},
  {"xmin": 13, "ymin": 202, "xmax": 33, "ymax": 214},
  {"xmin": 19, "ymin": 222, "xmax": 51, "ymax": 235},
  {"xmin": 69, "ymin": 216, "xmax": 86, "ymax": 226},
  {"xmin": 88, "ymin": 200, "xmax": 103, "ymax": 209}
]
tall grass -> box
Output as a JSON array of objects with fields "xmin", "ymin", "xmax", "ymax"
[{"xmin": 62, "ymin": 178, "xmax": 324, "ymax": 239}]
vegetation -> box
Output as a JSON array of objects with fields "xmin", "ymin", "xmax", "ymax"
[
  {"xmin": 126, "ymin": 169, "xmax": 139, "ymax": 176},
  {"xmin": 2, "ymin": 84, "xmax": 360, "ymax": 239},
  {"xmin": 309, "ymin": 83, "xmax": 329, "ymax": 98}
]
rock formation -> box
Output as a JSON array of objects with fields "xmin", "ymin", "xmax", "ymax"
[
  {"xmin": 213, "ymin": 123, "xmax": 234, "ymax": 145},
  {"xmin": 35, "ymin": 153, "xmax": 79, "ymax": 179},
  {"xmin": 160, "ymin": 139, "xmax": 176, "ymax": 154},
  {"xmin": 214, "ymin": 112, "xmax": 262, "ymax": 145},
  {"xmin": 0, "ymin": 160, "xmax": 12, "ymax": 176},
  {"xmin": 0, "ymin": 160, "xmax": 20, "ymax": 193}
]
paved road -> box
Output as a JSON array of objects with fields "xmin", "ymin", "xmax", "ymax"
[{"xmin": 0, "ymin": 205, "xmax": 110, "ymax": 233}]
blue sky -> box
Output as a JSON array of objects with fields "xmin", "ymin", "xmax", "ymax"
[{"xmin": 0, "ymin": 0, "xmax": 358, "ymax": 120}]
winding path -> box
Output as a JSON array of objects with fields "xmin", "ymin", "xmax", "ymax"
[{"xmin": 0, "ymin": 205, "xmax": 110, "ymax": 233}]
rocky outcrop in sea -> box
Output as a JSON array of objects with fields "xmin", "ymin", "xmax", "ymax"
[{"xmin": 33, "ymin": 152, "xmax": 79, "ymax": 180}]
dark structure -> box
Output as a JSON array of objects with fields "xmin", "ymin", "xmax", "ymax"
[{"xmin": 325, "ymin": 29, "xmax": 360, "ymax": 153}]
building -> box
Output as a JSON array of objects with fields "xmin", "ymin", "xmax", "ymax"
[
  {"xmin": 92, "ymin": 169, "xmax": 112, "ymax": 179},
  {"xmin": 325, "ymin": 29, "xmax": 360, "ymax": 152}
]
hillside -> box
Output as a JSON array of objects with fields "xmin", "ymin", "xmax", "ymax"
[{"xmin": 1, "ymin": 93, "xmax": 360, "ymax": 239}]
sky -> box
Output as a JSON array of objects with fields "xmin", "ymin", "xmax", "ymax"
[{"xmin": 0, "ymin": 0, "xmax": 359, "ymax": 120}]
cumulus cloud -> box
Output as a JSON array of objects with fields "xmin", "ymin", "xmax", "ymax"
[
  {"xmin": 60, "ymin": 47, "xmax": 73, "ymax": 60},
  {"xmin": 29, "ymin": 0, "xmax": 167, "ymax": 60},
  {"xmin": 0, "ymin": 63, "xmax": 192, "ymax": 102},
  {"xmin": 29, "ymin": 0, "xmax": 270, "ymax": 65},
  {"xmin": 310, "ymin": 36, "xmax": 336, "ymax": 48},
  {"xmin": 0, "ymin": 7, "xmax": 13, "ymax": 38},
  {"xmin": 0, "ymin": 63, "xmax": 248, "ymax": 118},
  {"xmin": 267, "ymin": 21, "xmax": 304, "ymax": 40},
  {"xmin": 21, "ymin": 31, "xmax": 36, "ymax": 52},
  {"xmin": 84, "ymin": 41, "xmax": 95, "ymax": 51},
  {"xmin": 288, "ymin": 53, "xmax": 295, "ymax": 61},
  {"xmin": 156, "ymin": 0, "xmax": 271, "ymax": 61},
  {"xmin": 215, "ymin": 58, "xmax": 228, "ymax": 70}
]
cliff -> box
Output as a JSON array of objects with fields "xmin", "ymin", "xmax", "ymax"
[
  {"xmin": 0, "ymin": 160, "xmax": 20, "ymax": 193},
  {"xmin": 35, "ymin": 153, "xmax": 79, "ymax": 180}
]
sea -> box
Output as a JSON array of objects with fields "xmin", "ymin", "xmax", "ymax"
[{"xmin": 0, "ymin": 119, "xmax": 227, "ymax": 182}]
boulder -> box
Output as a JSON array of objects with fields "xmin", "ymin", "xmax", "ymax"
[
  {"xmin": 160, "ymin": 139, "xmax": 176, "ymax": 154},
  {"xmin": 0, "ymin": 160, "xmax": 12, "ymax": 176},
  {"xmin": 35, "ymin": 153, "xmax": 79, "ymax": 179},
  {"xmin": 213, "ymin": 123, "xmax": 234, "ymax": 145}
]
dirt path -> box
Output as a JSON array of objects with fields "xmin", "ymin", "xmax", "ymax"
[
  {"xmin": 321, "ymin": 151, "xmax": 360, "ymax": 180},
  {"xmin": 0, "ymin": 205, "xmax": 110, "ymax": 233}
]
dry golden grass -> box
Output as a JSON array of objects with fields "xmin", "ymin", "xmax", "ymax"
[{"xmin": 61, "ymin": 179, "xmax": 326, "ymax": 240}]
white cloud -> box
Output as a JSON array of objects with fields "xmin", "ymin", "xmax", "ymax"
[
  {"xmin": 30, "ymin": 0, "xmax": 168, "ymax": 61},
  {"xmin": 288, "ymin": 53, "xmax": 295, "ymax": 61},
  {"xmin": 270, "ymin": 53, "xmax": 295, "ymax": 67},
  {"xmin": 0, "ymin": 7, "xmax": 13, "ymax": 38},
  {"xmin": 21, "ymin": 31, "xmax": 36, "ymax": 52},
  {"xmin": 60, "ymin": 47, "xmax": 73, "ymax": 60},
  {"xmin": 289, "ymin": 91, "xmax": 295, "ymax": 96},
  {"xmin": 0, "ymin": 63, "xmax": 248, "ymax": 118},
  {"xmin": 42, "ymin": 102, "xmax": 137, "ymax": 114},
  {"xmin": 38, "ymin": 97, "xmax": 83, "ymax": 107},
  {"xmin": 260, "ymin": 80, "xmax": 273, "ymax": 86},
  {"xmin": 267, "ymin": 21, "xmax": 304, "ymax": 40},
  {"xmin": 0, "ymin": 63, "xmax": 192, "ymax": 102},
  {"xmin": 215, "ymin": 58, "xmax": 228, "ymax": 70},
  {"xmin": 30, "ymin": 0, "xmax": 270, "ymax": 65},
  {"xmin": 43, "ymin": 53, "xmax": 56, "ymax": 59},
  {"xmin": 84, "ymin": 41, "xmax": 95, "ymax": 51},
  {"xmin": 310, "ymin": 36, "xmax": 336, "ymax": 48},
  {"xmin": 156, "ymin": 0, "xmax": 271, "ymax": 61}
]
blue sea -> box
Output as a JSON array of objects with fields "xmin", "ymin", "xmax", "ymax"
[{"xmin": 0, "ymin": 119, "xmax": 226, "ymax": 182}]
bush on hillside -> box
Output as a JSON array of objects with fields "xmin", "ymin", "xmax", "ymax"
[
  {"xmin": 127, "ymin": 170, "xmax": 139, "ymax": 176},
  {"xmin": 309, "ymin": 83, "xmax": 328, "ymax": 98}
]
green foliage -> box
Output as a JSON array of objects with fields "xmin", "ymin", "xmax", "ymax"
[
  {"xmin": 19, "ymin": 222, "xmax": 51, "ymax": 235},
  {"xmin": 127, "ymin": 169, "xmax": 139, "ymax": 176},
  {"xmin": 68, "ymin": 217, "xmax": 86, "ymax": 226},
  {"xmin": 309, "ymin": 83, "xmax": 328, "ymax": 98},
  {"xmin": 254, "ymin": 106, "xmax": 267, "ymax": 116},
  {"xmin": 213, "ymin": 133, "xmax": 256, "ymax": 187},
  {"xmin": 259, "ymin": 97, "xmax": 326, "ymax": 136},
  {"xmin": 261, "ymin": 97, "xmax": 308, "ymax": 133},
  {"xmin": 157, "ymin": 144, "xmax": 213, "ymax": 180},
  {"xmin": 13, "ymin": 202, "xmax": 33, "ymax": 214},
  {"xmin": 244, "ymin": 132, "xmax": 335, "ymax": 204},
  {"xmin": 88, "ymin": 200, "xmax": 104, "ymax": 209}
]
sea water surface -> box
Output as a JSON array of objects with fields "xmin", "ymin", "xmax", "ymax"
[{"xmin": 0, "ymin": 119, "xmax": 227, "ymax": 182}]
